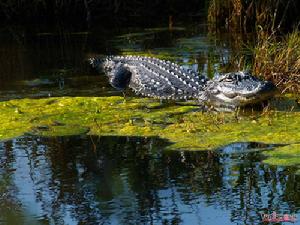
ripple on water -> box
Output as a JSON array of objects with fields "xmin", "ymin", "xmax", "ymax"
[{"xmin": 0, "ymin": 135, "xmax": 299, "ymax": 225}]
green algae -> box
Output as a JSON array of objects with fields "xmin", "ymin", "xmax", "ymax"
[
  {"xmin": 263, "ymin": 144, "xmax": 300, "ymax": 174},
  {"xmin": 119, "ymin": 51, "xmax": 178, "ymax": 61},
  {"xmin": 0, "ymin": 96, "xmax": 300, "ymax": 151}
]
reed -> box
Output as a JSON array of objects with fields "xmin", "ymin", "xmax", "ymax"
[
  {"xmin": 208, "ymin": 0, "xmax": 300, "ymax": 93},
  {"xmin": 253, "ymin": 29, "xmax": 300, "ymax": 93},
  {"xmin": 207, "ymin": 0, "xmax": 299, "ymax": 33}
]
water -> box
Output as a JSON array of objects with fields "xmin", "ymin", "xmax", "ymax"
[
  {"xmin": 0, "ymin": 25, "xmax": 300, "ymax": 224},
  {"xmin": 0, "ymin": 24, "xmax": 236, "ymax": 101},
  {"xmin": 0, "ymin": 136, "xmax": 299, "ymax": 225}
]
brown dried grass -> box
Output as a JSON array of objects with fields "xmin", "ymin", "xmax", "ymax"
[{"xmin": 253, "ymin": 30, "xmax": 300, "ymax": 93}]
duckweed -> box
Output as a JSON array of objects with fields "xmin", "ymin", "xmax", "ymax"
[
  {"xmin": 0, "ymin": 96, "xmax": 299, "ymax": 151},
  {"xmin": 263, "ymin": 144, "xmax": 300, "ymax": 173}
]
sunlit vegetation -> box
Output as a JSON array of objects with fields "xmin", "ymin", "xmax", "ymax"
[
  {"xmin": 207, "ymin": 0, "xmax": 300, "ymax": 93},
  {"xmin": 207, "ymin": 0, "xmax": 299, "ymax": 33},
  {"xmin": 263, "ymin": 144, "xmax": 300, "ymax": 174},
  {"xmin": 253, "ymin": 30, "xmax": 300, "ymax": 93},
  {"xmin": 1, "ymin": 96, "xmax": 300, "ymax": 150}
]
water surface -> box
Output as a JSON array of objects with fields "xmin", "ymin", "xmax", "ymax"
[
  {"xmin": 0, "ymin": 25, "xmax": 299, "ymax": 225},
  {"xmin": 0, "ymin": 136, "xmax": 299, "ymax": 225},
  {"xmin": 0, "ymin": 24, "xmax": 237, "ymax": 100}
]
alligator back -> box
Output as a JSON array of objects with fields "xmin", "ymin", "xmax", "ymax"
[{"xmin": 91, "ymin": 55, "xmax": 207, "ymax": 100}]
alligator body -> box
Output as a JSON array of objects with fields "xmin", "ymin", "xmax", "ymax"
[{"xmin": 90, "ymin": 55, "xmax": 276, "ymax": 108}]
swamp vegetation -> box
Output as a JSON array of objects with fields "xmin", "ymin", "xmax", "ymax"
[
  {"xmin": 208, "ymin": 0, "xmax": 300, "ymax": 93},
  {"xmin": 1, "ymin": 96, "xmax": 300, "ymax": 151}
]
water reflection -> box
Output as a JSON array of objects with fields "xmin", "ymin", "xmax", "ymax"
[
  {"xmin": 0, "ymin": 136, "xmax": 299, "ymax": 225},
  {"xmin": 0, "ymin": 25, "xmax": 237, "ymax": 101},
  {"xmin": 0, "ymin": 26, "xmax": 117, "ymax": 101}
]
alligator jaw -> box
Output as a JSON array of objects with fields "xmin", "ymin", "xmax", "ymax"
[{"xmin": 205, "ymin": 73, "xmax": 277, "ymax": 108}]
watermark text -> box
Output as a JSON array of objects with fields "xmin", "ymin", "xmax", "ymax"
[{"xmin": 261, "ymin": 212, "xmax": 297, "ymax": 223}]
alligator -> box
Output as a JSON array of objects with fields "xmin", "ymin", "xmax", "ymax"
[{"xmin": 90, "ymin": 55, "xmax": 276, "ymax": 109}]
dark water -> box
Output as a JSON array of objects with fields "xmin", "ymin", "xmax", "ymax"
[
  {"xmin": 0, "ymin": 25, "xmax": 300, "ymax": 224},
  {"xmin": 0, "ymin": 24, "xmax": 237, "ymax": 101},
  {"xmin": 0, "ymin": 136, "xmax": 299, "ymax": 225}
]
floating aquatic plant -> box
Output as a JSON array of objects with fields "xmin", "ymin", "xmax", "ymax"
[
  {"xmin": 263, "ymin": 144, "xmax": 300, "ymax": 174},
  {"xmin": 0, "ymin": 96, "xmax": 300, "ymax": 151}
]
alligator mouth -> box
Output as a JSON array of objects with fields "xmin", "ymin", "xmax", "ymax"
[{"xmin": 212, "ymin": 81, "xmax": 277, "ymax": 107}]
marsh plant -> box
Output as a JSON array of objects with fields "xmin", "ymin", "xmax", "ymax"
[
  {"xmin": 207, "ymin": 0, "xmax": 300, "ymax": 93},
  {"xmin": 207, "ymin": 0, "xmax": 299, "ymax": 33},
  {"xmin": 254, "ymin": 29, "xmax": 300, "ymax": 93}
]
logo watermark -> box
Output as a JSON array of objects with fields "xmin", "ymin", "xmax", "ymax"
[{"xmin": 261, "ymin": 212, "xmax": 297, "ymax": 223}]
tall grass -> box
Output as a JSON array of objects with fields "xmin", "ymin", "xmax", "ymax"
[
  {"xmin": 208, "ymin": 0, "xmax": 300, "ymax": 93},
  {"xmin": 207, "ymin": 0, "xmax": 299, "ymax": 33},
  {"xmin": 253, "ymin": 30, "xmax": 300, "ymax": 93}
]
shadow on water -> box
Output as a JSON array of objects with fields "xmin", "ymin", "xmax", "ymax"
[
  {"xmin": 0, "ymin": 135, "xmax": 299, "ymax": 225},
  {"xmin": 0, "ymin": 25, "xmax": 131, "ymax": 101}
]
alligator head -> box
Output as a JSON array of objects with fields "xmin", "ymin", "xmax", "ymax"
[{"xmin": 201, "ymin": 71, "xmax": 277, "ymax": 108}]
